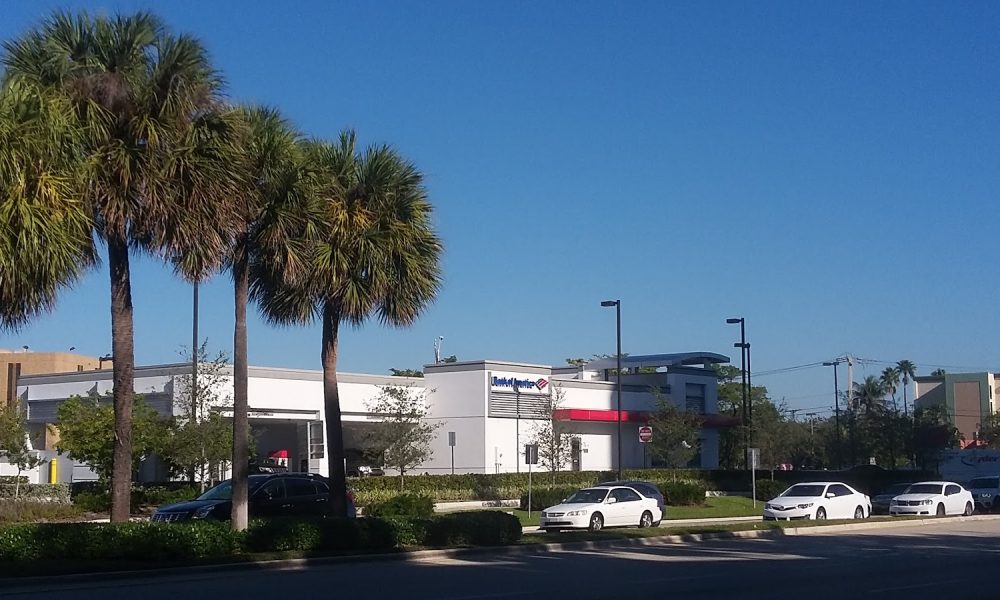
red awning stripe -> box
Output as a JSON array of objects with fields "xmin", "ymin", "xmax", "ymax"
[{"xmin": 552, "ymin": 409, "xmax": 739, "ymax": 428}]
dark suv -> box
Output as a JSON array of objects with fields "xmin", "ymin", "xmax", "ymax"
[
  {"xmin": 151, "ymin": 473, "xmax": 356, "ymax": 522},
  {"xmin": 595, "ymin": 480, "xmax": 666, "ymax": 524}
]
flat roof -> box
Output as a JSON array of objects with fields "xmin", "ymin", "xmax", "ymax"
[{"xmin": 585, "ymin": 352, "xmax": 730, "ymax": 371}]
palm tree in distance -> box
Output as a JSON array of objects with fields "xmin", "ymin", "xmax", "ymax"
[
  {"xmin": 252, "ymin": 131, "xmax": 443, "ymax": 517},
  {"xmin": 931, "ymin": 368, "xmax": 946, "ymax": 377},
  {"xmin": 852, "ymin": 375, "xmax": 886, "ymax": 413},
  {"xmin": 896, "ymin": 360, "xmax": 917, "ymax": 417},
  {"xmin": 880, "ymin": 367, "xmax": 901, "ymax": 411},
  {"xmin": 2, "ymin": 12, "xmax": 239, "ymax": 521},
  {"xmin": 0, "ymin": 80, "xmax": 95, "ymax": 331}
]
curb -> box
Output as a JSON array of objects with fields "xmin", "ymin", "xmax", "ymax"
[{"xmin": 7, "ymin": 514, "xmax": 1000, "ymax": 588}]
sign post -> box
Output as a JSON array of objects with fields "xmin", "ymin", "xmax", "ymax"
[
  {"xmin": 525, "ymin": 444, "xmax": 539, "ymax": 519},
  {"xmin": 448, "ymin": 432, "xmax": 456, "ymax": 475},
  {"xmin": 747, "ymin": 447, "xmax": 760, "ymax": 507},
  {"xmin": 638, "ymin": 426, "xmax": 652, "ymax": 469}
]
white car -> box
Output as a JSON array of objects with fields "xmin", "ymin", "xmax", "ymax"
[
  {"xmin": 540, "ymin": 486, "xmax": 662, "ymax": 532},
  {"xmin": 762, "ymin": 482, "xmax": 871, "ymax": 521},
  {"xmin": 889, "ymin": 481, "xmax": 975, "ymax": 517}
]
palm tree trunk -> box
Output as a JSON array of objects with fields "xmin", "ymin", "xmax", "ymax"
[
  {"xmin": 231, "ymin": 241, "xmax": 250, "ymax": 531},
  {"xmin": 321, "ymin": 301, "xmax": 348, "ymax": 518},
  {"xmin": 902, "ymin": 379, "xmax": 909, "ymax": 417},
  {"xmin": 108, "ymin": 236, "xmax": 135, "ymax": 524}
]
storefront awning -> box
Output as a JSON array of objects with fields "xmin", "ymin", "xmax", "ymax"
[{"xmin": 552, "ymin": 409, "xmax": 739, "ymax": 428}]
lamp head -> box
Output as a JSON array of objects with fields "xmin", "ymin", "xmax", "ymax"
[
  {"xmin": 600, "ymin": 300, "xmax": 618, "ymax": 307},
  {"xmin": 726, "ymin": 318, "xmax": 743, "ymax": 324}
]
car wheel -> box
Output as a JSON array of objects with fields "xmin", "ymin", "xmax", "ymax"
[
  {"xmin": 964, "ymin": 502, "xmax": 974, "ymax": 516},
  {"xmin": 815, "ymin": 507, "xmax": 827, "ymax": 520},
  {"xmin": 589, "ymin": 513, "xmax": 604, "ymax": 532},
  {"xmin": 854, "ymin": 506, "xmax": 864, "ymax": 520},
  {"xmin": 639, "ymin": 511, "xmax": 653, "ymax": 529},
  {"xmin": 936, "ymin": 503, "xmax": 946, "ymax": 517}
]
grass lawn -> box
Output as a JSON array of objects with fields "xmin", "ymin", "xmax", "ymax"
[{"xmin": 488, "ymin": 496, "xmax": 762, "ymax": 527}]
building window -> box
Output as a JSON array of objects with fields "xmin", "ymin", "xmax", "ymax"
[{"xmin": 685, "ymin": 383, "xmax": 706, "ymax": 413}]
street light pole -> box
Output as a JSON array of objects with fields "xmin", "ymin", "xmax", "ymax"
[
  {"xmin": 823, "ymin": 360, "xmax": 842, "ymax": 469},
  {"xmin": 726, "ymin": 318, "xmax": 748, "ymax": 469},
  {"xmin": 601, "ymin": 300, "xmax": 623, "ymax": 480}
]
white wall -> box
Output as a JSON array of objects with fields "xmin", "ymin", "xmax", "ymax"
[{"xmin": 423, "ymin": 369, "xmax": 488, "ymax": 473}]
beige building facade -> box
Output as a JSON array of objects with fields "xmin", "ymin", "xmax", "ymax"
[{"xmin": 1, "ymin": 350, "xmax": 103, "ymax": 408}]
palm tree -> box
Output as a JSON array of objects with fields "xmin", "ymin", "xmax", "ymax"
[
  {"xmin": 931, "ymin": 368, "xmax": 946, "ymax": 377},
  {"xmin": 0, "ymin": 80, "xmax": 95, "ymax": 330},
  {"xmin": 852, "ymin": 375, "xmax": 886, "ymax": 413},
  {"xmin": 896, "ymin": 360, "xmax": 917, "ymax": 417},
  {"xmin": 225, "ymin": 106, "xmax": 316, "ymax": 530},
  {"xmin": 2, "ymin": 12, "xmax": 239, "ymax": 522},
  {"xmin": 252, "ymin": 131, "xmax": 443, "ymax": 518},
  {"xmin": 880, "ymin": 367, "xmax": 900, "ymax": 411}
]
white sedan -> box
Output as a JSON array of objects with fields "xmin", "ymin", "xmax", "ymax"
[
  {"xmin": 889, "ymin": 481, "xmax": 975, "ymax": 517},
  {"xmin": 540, "ymin": 486, "xmax": 662, "ymax": 532},
  {"xmin": 762, "ymin": 482, "xmax": 871, "ymax": 521}
]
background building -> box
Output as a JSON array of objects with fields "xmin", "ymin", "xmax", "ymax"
[
  {"xmin": 914, "ymin": 372, "xmax": 999, "ymax": 446},
  {"xmin": 1, "ymin": 349, "xmax": 101, "ymax": 408}
]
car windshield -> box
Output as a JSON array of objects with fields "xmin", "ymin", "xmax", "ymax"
[
  {"xmin": 564, "ymin": 489, "xmax": 609, "ymax": 504},
  {"xmin": 782, "ymin": 484, "xmax": 826, "ymax": 497},
  {"xmin": 197, "ymin": 476, "xmax": 269, "ymax": 501},
  {"xmin": 906, "ymin": 484, "xmax": 943, "ymax": 495},
  {"xmin": 969, "ymin": 477, "xmax": 999, "ymax": 489},
  {"xmin": 880, "ymin": 484, "xmax": 910, "ymax": 496},
  {"xmin": 198, "ymin": 481, "xmax": 233, "ymax": 501}
]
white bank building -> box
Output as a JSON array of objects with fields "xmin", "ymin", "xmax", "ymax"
[{"xmin": 17, "ymin": 352, "xmax": 733, "ymax": 482}]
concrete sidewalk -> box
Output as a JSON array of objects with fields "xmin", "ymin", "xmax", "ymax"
[{"xmin": 522, "ymin": 515, "xmax": 760, "ymax": 533}]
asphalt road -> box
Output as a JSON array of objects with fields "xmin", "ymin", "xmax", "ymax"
[{"xmin": 5, "ymin": 519, "xmax": 999, "ymax": 600}]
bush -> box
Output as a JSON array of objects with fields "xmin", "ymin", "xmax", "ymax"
[
  {"xmin": 0, "ymin": 484, "xmax": 70, "ymax": 503},
  {"xmin": 519, "ymin": 486, "xmax": 579, "ymax": 511},
  {"xmin": 364, "ymin": 493, "xmax": 434, "ymax": 519},
  {"xmin": 421, "ymin": 511, "xmax": 521, "ymax": 547},
  {"xmin": 0, "ymin": 500, "xmax": 83, "ymax": 523},
  {"xmin": 0, "ymin": 476, "xmax": 28, "ymax": 485},
  {"xmin": 659, "ymin": 481, "xmax": 706, "ymax": 506},
  {"xmin": 754, "ymin": 479, "xmax": 789, "ymax": 501},
  {"xmin": 71, "ymin": 483, "xmax": 202, "ymax": 513},
  {"xmin": 241, "ymin": 517, "xmax": 398, "ymax": 553},
  {"xmin": 0, "ymin": 521, "xmax": 239, "ymax": 562}
]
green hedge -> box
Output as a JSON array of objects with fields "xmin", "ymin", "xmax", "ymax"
[
  {"xmin": 72, "ymin": 484, "xmax": 201, "ymax": 512},
  {"xmin": 0, "ymin": 512, "xmax": 523, "ymax": 563},
  {"xmin": 364, "ymin": 493, "xmax": 434, "ymax": 519},
  {"xmin": 520, "ymin": 486, "xmax": 579, "ymax": 511},
  {"xmin": 0, "ymin": 484, "xmax": 70, "ymax": 503},
  {"xmin": 0, "ymin": 500, "xmax": 84, "ymax": 524},
  {"xmin": 659, "ymin": 482, "xmax": 706, "ymax": 506},
  {"xmin": 754, "ymin": 479, "xmax": 789, "ymax": 501},
  {"xmin": 0, "ymin": 476, "xmax": 28, "ymax": 485}
]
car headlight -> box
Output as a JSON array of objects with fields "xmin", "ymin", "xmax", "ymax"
[
  {"xmin": 797, "ymin": 503, "xmax": 814, "ymax": 509},
  {"xmin": 921, "ymin": 499, "xmax": 934, "ymax": 505},
  {"xmin": 981, "ymin": 493, "xmax": 993, "ymax": 498},
  {"xmin": 890, "ymin": 499, "xmax": 900, "ymax": 505},
  {"xmin": 192, "ymin": 505, "xmax": 214, "ymax": 519},
  {"xmin": 566, "ymin": 510, "xmax": 587, "ymax": 517},
  {"xmin": 764, "ymin": 503, "xmax": 774, "ymax": 510}
]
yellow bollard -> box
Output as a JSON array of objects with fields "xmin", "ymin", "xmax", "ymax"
[{"xmin": 49, "ymin": 459, "xmax": 57, "ymax": 484}]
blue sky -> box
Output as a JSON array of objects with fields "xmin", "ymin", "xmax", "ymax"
[{"xmin": 3, "ymin": 1, "xmax": 999, "ymax": 416}]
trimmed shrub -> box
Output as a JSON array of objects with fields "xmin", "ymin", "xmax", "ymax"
[
  {"xmin": 520, "ymin": 486, "xmax": 579, "ymax": 511},
  {"xmin": 0, "ymin": 484, "xmax": 70, "ymax": 503},
  {"xmin": 365, "ymin": 493, "xmax": 434, "ymax": 519},
  {"xmin": 659, "ymin": 482, "xmax": 706, "ymax": 506},
  {"xmin": 71, "ymin": 484, "xmax": 202, "ymax": 513},
  {"xmin": 241, "ymin": 517, "xmax": 398, "ymax": 553},
  {"xmin": 0, "ymin": 476, "xmax": 28, "ymax": 485},
  {"xmin": 421, "ymin": 511, "xmax": 521, "ymax": 547}
]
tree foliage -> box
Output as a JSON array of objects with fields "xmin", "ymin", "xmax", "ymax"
[
  {"xmin": 0, "ymin": 404, "xmax": 45, "ymax": 497},
  {"xmin": 389, "ymin": 368, "xmax": 424, "ymax": 378},
  {"xmin": 527, "ymin": 386, "xmax": 577, "ymax": 482},
  {"xmin": 648, "ymin": 390, "xmax": 700, "ymax": 468},
  {"xmin": 54, "ymin": 394, "xmax": 169, "ymax": 482},
  {"xmin": 363, "ymin": 386, "xmax": 441, "ymax": 490}
]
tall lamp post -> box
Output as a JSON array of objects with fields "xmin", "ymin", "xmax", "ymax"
[
  {"xmin": 601, "ymin": 299, "xmax": 623, "ymax": 480},
  {"xmin": 822, "ymin": 360, "xmax": 842, "ymax": 469},
  {"xmin": 726, "ymin": 318, "xmax": 749, "ymax": 468}
]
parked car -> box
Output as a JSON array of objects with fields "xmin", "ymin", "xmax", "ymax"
[
  {"xmin": 151, "ymin": 473, "xmax": 356, "ymax": 522},
  {"xmin": 595, "ymin": 480, "xmax": 666, "ymax": 523},
  {"xmin": 890, "ymin": 481, "xmax": 974, "ymax": 517},
  {"xmin": 872, "ymin": 483, "xmax": 912, "ymax": 515},
  {"xmin": 762, "ymin": 482, "xmax": 871, "ymax": 521},
  {"xmin": 539, "ymin": 486, "xmax": 662, "ymax": 532},
  {"xmin": 967, "ymin": 475, "xmax": 1000, "ymax": 512}
]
